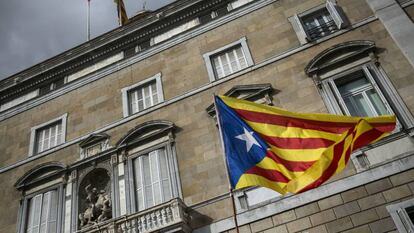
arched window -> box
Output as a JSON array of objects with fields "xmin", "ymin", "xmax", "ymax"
[
  {"xmin": 15, "ymin": 163, "xmax": 66, "ymax": 233},
  {"xmin": 305, "ymin": 40, "xmax": 414, "ymax": 170},
  {"xmin": 116, "ymin": 120, "xmax": 181, "ymax": 214}
]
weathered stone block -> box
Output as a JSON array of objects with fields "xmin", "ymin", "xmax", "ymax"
[
  {"xmin": 295, "ymin": 202, "xmax": 320, "ymax": 218},
  {"xmin": 333, "ymin": 201, "xmax": 361, "ymax": 218},
  {"xmin": 303, "ymin": 225, "xmax": 328, "ymax": 233},
  {"xmin": 368, "ymin": 217, "xmax": 396, "ymax": 233},
  {"xmin": 228, "ymin": 225, "xmax": 252, "ymax": 233},
  {"xmin": 286, "ymin": 217, "xmax": 312, "ymax": 233},
  {"xmin": 250, "ymin": 217, "xmax": 273, "ymax": 233},
  {"xmin": 342, "ymin": 225, "xmax": 372, "ymax": 233},
  {"xmin": 365, "ymin": 178, "xmax": 392, "ymax": 195},
  {"xmin": 263, "ymin": 225, "xmax": 288, "ymax": 233},
  {"xmin": 382, "ymin": 185, "xmax": 412, "ymax": 202},
  {"xmin": 310, "ymin": 209, "xmax": 336, "ymax": 226},
  {"xmin": 272, "ymin": 210, "xmax": 296, "ymax": 225},
  {"xmin": 390, "ymin": 169, "xmax": 414, "ymax": 186},
  {"xmin": 357, "ymin": 193, "xmax": 386, "ymax": 210},
  {"xmin": 318, "ymin": 194, "xmax": 344, "ymax": 210},
  {"xmin": 341, "ymin": 186, "xmax": 368, "ymax": 203},
  {"xmin": 326, "ymin": 217, "xmax": 354, "ymax": 233},
  {"xmin": 350, "ymin": 209, "xmax": 379, "ymax": 226}
]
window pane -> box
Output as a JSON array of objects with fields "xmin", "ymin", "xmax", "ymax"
[
  {"xmin": 338, "ymin": 76, "xmax": 370, "ymax": 94},
  {"xmin": 144, "ymin": 85, "xmax": 151, "ymax": 108},
  {"xmin": 142, "ymin": 155, "xmax": 153, "ymax": 208},
  {"xmin": 346, "ymin": 94, "xmax": 375, "ymax": 117},
  {"xmin": 212, "ymin": 56, "xmax": 223, "ymax": 78},
  {"xmin": 212, "ymin": 45, "xmax": 247, "ymax": 79},
  {"xmin": 367, "ymin": 89, "xmax": 389, "ymax": 115},
  {"xmin": 35, "ymin": 121, "xmax": 62, "ymax": 154},
  {"xmin": 235, "ymin": 47, "xmax": 247, "ymax": 69},
  {"xmin": 150, "ymin": 152, "xmax": 162, "ymax": 205},
  {"xmin": 151, "ymin": 82, "xmax": 159, "ymax": 105},
  {"xmin": 47, "ymin": 191, "xmax": 58, "ymax": 233},
  {"xmin": 159, "ymin": 149, "xmax": 172, "ymax": 201},
  {"xmin": 406, "ymin": 206, "xmax": 414, "ymax": 224},
  {"xmin": 133, "ymin": 158, "xmax": 144, "ymax": 211}
]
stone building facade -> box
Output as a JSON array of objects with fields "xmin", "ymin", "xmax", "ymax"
[{"xmin": 1, "ymin": 0, "xmax": 414, "ymax": 232}]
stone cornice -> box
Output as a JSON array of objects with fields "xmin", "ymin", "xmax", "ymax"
[{"xmin": 0, "ymin": 0, "xmax": 231, "ymax": 100}]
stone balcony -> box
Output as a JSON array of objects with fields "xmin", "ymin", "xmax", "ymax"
[{"xmin": 78, "ymin": 198, "xmax": 191, "ymax": 233}]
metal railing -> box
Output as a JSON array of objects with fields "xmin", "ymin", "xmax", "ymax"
[{"xmin": 306, "ymin": 20, "xmax": 338, "ymax": 41}]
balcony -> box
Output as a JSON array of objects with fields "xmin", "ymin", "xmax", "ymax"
[
  {"xmin": 306, "ymin": 20, "xmax": 338, "ymax": 41},
  {"xmin": 78, "ymin": 198, "xmax": 190, "ymax": 233}
]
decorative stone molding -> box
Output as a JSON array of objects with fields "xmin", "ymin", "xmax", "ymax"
[{"xmin": 77, "ymin": 198, "xmax": 190, "ymax": 233}]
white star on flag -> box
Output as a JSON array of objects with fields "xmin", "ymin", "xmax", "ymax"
[{"xmin": 235, "ymin": 128, "xmax": 261, "ymax": 152}]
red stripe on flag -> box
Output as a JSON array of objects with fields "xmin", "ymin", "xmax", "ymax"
[
  {"xmin": 298, "ymin": 129, "xmax": 355, "ymax": 193},
  {"xmin": 234, "ymin": 108, "xmax": 395, "ymax": 134},
  {"xmin": 245, "ymin": 166, "xmax": 290, "ymax": 183},
  {"xmin": 234, "ymin": 109, "xmax": 354, "ymax": 133},
  {"xmin": 260, "ymin": 134, "xmax": 335, "ymax": 149},
  {"xmin": 265, "ymin": 150, "xmax": 316, "ymax": 172},
  {"xmin": 352, "ymin": 128, "xmax": 385, "ymax": 151}
]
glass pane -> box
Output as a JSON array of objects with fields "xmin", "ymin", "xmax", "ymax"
[
  {"xmin": 159, "ymin": 149, "xmax": 172, "ymax": 201},
  {"xmin": 235, "ymin": 47, "xmax": 247, "ymax": 69},
  {"xmin": 348, "ymin": 94, "xmax": 375, "ymax": 117},
  {"xmin": 220, "ymin": 54, "xmax": 231, "ymax": 76},
  {"xmin": 212, "ymin": 56, "xmax": 223, "ymax": 78},
  {"xmin": 150, "ymin": 151, "xmax": 161, "ymax": 205},
  {"xmin": 228, "ymin": 50, "xmax": 238, "ymax": 72},
  {"xmin": 134, "ymin": 158, "xmax": 144, "ymax": 211},
  {"xmin": 151, "ymin": 82, "xmax": 158, "ymax": 104},
  {"xmin": 406, "ymin": 206, "xmax": 414, "ymax": 224},
  {"xmin": 39, "ymin": 193, "xmax": 50, "ymax": 233},
  {"xmin": 43, "ymin": 128, "xmax": 50, "ymax": 151},
  {"xmin": 129, "ymin": 92, "xmax": 138, "ymax": 114},
  {"xmin": 367, "ymin": 89, "xmax": 389, "ymax": 115},
  {"xmin": 338, "ymin": 76, "xmax": 370, "ymax": 95},
  {"xmin": 47, "ymin": 191, "xmax": 58, "ymax": 233},
  {"xmin": 144, "ymin": 86, "xmax": 151, "ymax": 108},
  {"xmin": 142, "ymin": 155, "xmax": 153, "ymax": 208},
  {"xmin": 49, "ymin": 126, "xmax": 56, "ymax": 148}
]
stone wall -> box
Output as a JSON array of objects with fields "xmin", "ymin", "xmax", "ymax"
[{"xmin": 224, "ymin": 169, "xmax": 414, "ymax": 233}]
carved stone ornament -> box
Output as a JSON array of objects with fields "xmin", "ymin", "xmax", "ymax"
[{"xmin": 78, "ymin": 168, "xmax": 112, "ymax": 228}]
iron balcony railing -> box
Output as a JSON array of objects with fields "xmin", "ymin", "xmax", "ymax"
[{"xmin": 306, "ymin": 20, "xmax": 338, "ymax": 41}]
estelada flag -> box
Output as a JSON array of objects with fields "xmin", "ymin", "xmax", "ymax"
[
  {"xmin": 215, "ymin": 96, "xmax": 396, "ymax": 194},
  {"xmin": 114, "ymin": 0, "xmax": 129, "ymax": 26}
]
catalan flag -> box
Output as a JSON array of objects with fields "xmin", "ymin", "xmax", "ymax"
[
  {"xmin": 114, "ymin": 0, "xmax": 129, "ymax": 26},
  {"xmin": 215, "ymin": 96, "xmax": 396, "ymax": 194}
]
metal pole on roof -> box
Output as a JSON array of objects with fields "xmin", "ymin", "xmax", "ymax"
[{"xmin": 87, "ymin": 0, "xmax": 91, "ymax": 41}]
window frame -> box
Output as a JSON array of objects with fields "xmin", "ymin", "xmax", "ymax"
[
  {"xmin": 288, "ymin": 0, "xmax": 347, "ymax": 44},
  {"xmin": 203, "ymin": 37, "xmax": 254, "ymax": 82},
  {"xmin": 387, "ymin": 198, "xmax": 414, "ymax": 233},
  {"xmin": 126, "ymin": 139, "xmax": 181, "ymax": 214},
  {"xmin": 121, "ymin": 73, "xmax": 164, "ymax": 117},
  {"xmin": 28, "ymin": 113, "xmax": 68, "ymax": 157},
  {"xmin": 17, "ymin": 183, "xmax": 65, "ymax": 233}
]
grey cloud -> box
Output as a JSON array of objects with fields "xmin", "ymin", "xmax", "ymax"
[{"xmin": 0, "ymin": 0, "xmax": 174, "ymax": 80}]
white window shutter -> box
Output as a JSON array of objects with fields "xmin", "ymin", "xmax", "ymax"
[
  {"xmin": 326, "ymin": 0, "xmax": 346, "ymax": 29},
  {"xmin": 288, "ymin": 14, "xmax": 308, "ymax": 45}
]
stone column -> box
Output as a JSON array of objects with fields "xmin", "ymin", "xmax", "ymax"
[{"xmin": 365, "ymin": 0, "xmax": 414, "ymax": 67}]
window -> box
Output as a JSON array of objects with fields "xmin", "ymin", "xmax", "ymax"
[
  {"xmin": 121, "ymin": 73, "xmax": 164, "ymax": 117},
  {"xmin": 15, "ymin": 163, "xmax": 65, "ymax": 233},
  {"xmin": 289, "ymin": 0, "xmax": 347, "ymax": 44},
  {"xmin": 203, "ymin": 37, "xmax": 254, "ymax": 82},
  {"xmin": 133, "ymin": 147, "xmax": 174, "ymax": 211},
  {"xmin": 25, "ymin": 190, "xmax": 59, "ymax": 233},
  {"xmin": 324, "ymin": 67, "xmax": 396, "ymax": 118},
  {"xmin": 387, "ymin": 198, "xmax": 414, "ymax": 232},
  {"xmin": 119, "ymin": 120, "xmax": 181, "ymax": 214},
  {"xmin": 29, "ymin": 114, "xmax": 67, "ymax": 156},
  {"xmin": 305, "ymin": 40, "xmax": 414, "ymax": 169}
]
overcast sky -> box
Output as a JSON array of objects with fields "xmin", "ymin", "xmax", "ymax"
[{"xmin": 0, "ymin": 0, "xmax": 174, "ymax": 80}]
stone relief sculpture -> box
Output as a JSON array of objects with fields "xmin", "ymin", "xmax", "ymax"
[{"xmin": 78, "ymin": 168, "xmax": 112, "ymax": 228}]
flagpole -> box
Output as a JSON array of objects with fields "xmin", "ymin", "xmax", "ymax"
[
  {"xmin": 87, "ymin": 0, "xmax": 91, "ymax": 41},
  {"xmin": 118, "ymin": 0, "xmax": 122, "ymax": 26},
  {"xmin": 213, "ymin": 95, "xmax": 240, "ymax": 233}
]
